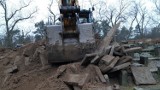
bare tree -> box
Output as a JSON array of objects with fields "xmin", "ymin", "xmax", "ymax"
[
  {"xmin": 105, "ymin": 0, "xmax": 130, "ymax": 27},
  {"xmin": 153, "ymin": 0, "xmax": 160, "ymax": 14},
  {"xmin": 131, "ymin": 1, "xmax": 151, "ymax": 38},
  {"xmin": 48, "ymin": 0, "xmax": 59, "ymax": 25},
  {"xmin": 0, "ymin": 0, "xmax": 37, "ymax": 47}
]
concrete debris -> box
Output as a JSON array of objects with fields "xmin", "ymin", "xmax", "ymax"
[
  {"xmin": 124, "ymin": 47, "xmax": 142, "ymax": 53},
  {"xmin": 81, "ymin": 53, "xmax": 98, "ymax": 66},
  {"xmin": 0, "ymin": 22, "xmax": 158, "ymax": 90},
  {"xmin": 131, "ymin": 67, "xmax": 156, "ymax": 85},
  {"xmin": 5, "ymin": 65, "xmax": 18, "ymax": 74},
  {"xmin": 113, "ymin": 84, "xmax": 120, "ymax": 90},
  {"xmin": 94, "ymin": 66, "xmax": 107, "ymax": 83},
  {"xmin": 110, "ymin": 62, "xmax": 131, "ymax": 72},
  {"xmin": 64, "ymin": 73, "xmax": 89, "ymax": 87}
]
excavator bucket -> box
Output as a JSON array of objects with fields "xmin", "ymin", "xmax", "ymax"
[{"xmin": 45, "ymin": 23, "xmax": 96, "ymax": 63}]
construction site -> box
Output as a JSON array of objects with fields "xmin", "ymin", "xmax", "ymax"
[{"xmin": 0, "ymin": 0, "xmax": 160, "ymax": 90}]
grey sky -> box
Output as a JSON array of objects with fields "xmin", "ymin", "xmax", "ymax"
[{"xmin": 0, "ymin": 0, "xmax": 158, "ymax": 35}]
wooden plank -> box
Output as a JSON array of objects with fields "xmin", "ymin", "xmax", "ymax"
[{"xmin": 131, "ymin": 67, "xmax": 156, "ymax": 85}]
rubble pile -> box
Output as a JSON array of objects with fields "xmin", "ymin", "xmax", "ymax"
[
  {"xmin": 36, "ymin": 23, "xmax": 144, "ymax": 90},
  {"xmin": 0, "ymin": 23, "xmax": 159, "ymax": 90}
]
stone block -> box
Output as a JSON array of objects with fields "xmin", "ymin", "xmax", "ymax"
[
  {"xmin": 140, "ymin": 56, "xmax": 149, "ymax": 66},
  {"xmin": 119, "ymin": 70, "xmax": 128, "ymax": 86}
]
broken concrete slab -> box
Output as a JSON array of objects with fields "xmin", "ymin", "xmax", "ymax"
[
  {"xmin": 110, "ymin": 62, "xmax": 131, "ymax": 72},
  {"xmin": 90, "ymin": 55, "xmax": 100, "ymax": 65},
  {"xmin": 64, "ymin": 73, "xmax": 89, "ymax": 87},
  {"xmin": 94, "ymin": 66, "xmax": 106, "ymax": 83},
  {"xmin": 113, "ymin": 51, "xmax": 124, "ymax": 57},
  {"xmin": 55, "ymin": 65, "xmax": 67, "ymax": 78},
  {"xmin": 109, "ymin": 45, "xmax": 115, "ymax": 55},
  {"xmin": 5, "ymin": 65, "xmax": 18, "ymax": 74},
  {"xmin": 119, "ymin": 70, "xmax": 128, "ymax": 86},
  {"xmin": 124, "ymin": 47, "xmax": 142, "ymax": 53},
  {"xmin": 96, "ymin": 23, "xmax": 120, "ymax": 55},
  {"xmin": 140, "ymin": 56, "xmax": 149, "ymax": 66},
  {"xmin": 81, "ymin": 53, "xmax": 98, "ymax": 66},
  {"xmin": 101, "ymin": 55, "xmax": 115, "ymax": 66},
  {"xmin": 101, "ymin": 57, "xmax": 120, "ymax": 73},
  {"xmin": 116, "ymin": 56, "xmax": 132, "ymax": 65},
  {"xmin": 131, "ymin": 66, "xmax": 156, "ymax": 85}
]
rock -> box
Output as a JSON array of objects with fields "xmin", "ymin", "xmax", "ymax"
[
  {"xmin": 104, "ymin": 74, "xmax": 110, "ymax": 83},
  {"xmin": 64, "ymin": 73, "xmax": 89, "ymax": 87},
  {"xmin": 5, "ymin": 66, "xmax": 18, "ymax": 74},
  {"xmin": 113, "ymin": 84, "xmax": 120, "ymax": 90}
]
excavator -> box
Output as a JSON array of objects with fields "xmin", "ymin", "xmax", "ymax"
[{"xmin": 45, "ymin": 0, "xmax": 96, "ymax": 63}]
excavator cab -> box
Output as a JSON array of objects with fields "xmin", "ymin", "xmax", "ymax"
[{"xmin": 45, "ymin": 0, "xmax": 96, "ymax": 63}]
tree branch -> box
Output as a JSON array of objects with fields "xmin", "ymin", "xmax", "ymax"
[
  {"xmin": 10, "ymin": 10, "xmax": 37, "ymax": 31},
  {"xmin": 8, "ymin": 1, "xmax": 31, "ymax": 21}
]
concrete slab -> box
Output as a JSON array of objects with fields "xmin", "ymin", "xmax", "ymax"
[
  {"xmin": 110, "ymin": 62, "xmax": 131, "ymax": 72},
  {"xmin": 64, "ymin": 73, "xmax": 89, "ymax": 87},
  {"xmin": 94, "ymin": 66, "xmax": 106, "ymax": 83},
  {"xmin": 101, "ymin": 55, "xmax": 115, "ymax": 65},
  {"xmin": 101, "ymin": 57, "xmax": 120, "ymax": 73},
  {"xmin": 131, "ymin": 67, "xmax": 156, "ymax": 85}
]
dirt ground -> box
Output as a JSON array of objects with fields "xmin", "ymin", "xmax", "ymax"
[{"xmin": 0, "ymin": 44, "xmax": 62, "ymax": 90}]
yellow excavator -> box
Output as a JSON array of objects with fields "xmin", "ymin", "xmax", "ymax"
[{"xmin": 45, "ymin": 0, "xmax": 96, "ymax": 63}]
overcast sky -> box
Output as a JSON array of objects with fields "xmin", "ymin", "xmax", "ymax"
[{"xmin": 0, "ymin": 0, "xmax": 157, "ymax": 35}]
